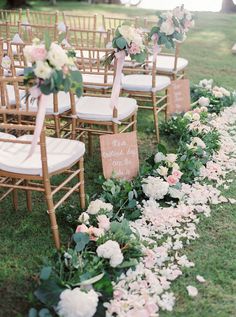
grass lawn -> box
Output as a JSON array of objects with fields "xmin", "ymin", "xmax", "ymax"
[{"xmin": 0, "ymin": 2, "xmax": 236, "ymax": 317}]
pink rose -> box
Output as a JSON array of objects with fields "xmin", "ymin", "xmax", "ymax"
[
  {"xmin": 29, "ymin": 85, "xmax": 41, "ymax": 98},
  {"xmin": 166, "ymin": 175, "xmax": 178, "ymax": 186},
  {"xmin": 31, "ymin": 46, "xmax": 47, "ymax": 62},
  {"xmin": 75, "ymin": 224, "xmax": 89, "ymax": 233},
  {"xmin": 97, "ymin": 215, "xmax": 110, "ymax": 231},
  {"xmin": 172, "ymin": 170, "xmax": 183, "ymax": 180},
  {"xmin": 129, "ymin": 42, "xmax": 141, "ymax": 55},
  {"xmin": 88, "ymin": 226, "xmax": 104, "ymax": 241}
]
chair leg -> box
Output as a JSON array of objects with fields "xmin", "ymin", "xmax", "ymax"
[
  {"xmin": 112, "ymin": 123, "xmax": 118, "ymax": 134},
  {"xmin": 12, "ymin": 179, "xmax": 18, "ymax": 211},
  {"xmin": 25, "ymin": 180, "xmax": 32, "ymax": 212},
  {"xmin": 88, "ymin": 132, "xmax": 93, "ymax": 155},
  {"xmin": 152, "ymin": 93, "xmax": 159, "ymax": 142},
  {"xmin": 164, "ymin": 89, "xmax": 168, "ymax": 122},
  {"xmin": 44, "ymin": 180, "xmax": 60, "ymax": 249},
  {"xmin": 79, "ymin": 158, "xmax": 86, "ymax": 210},
  {"xmin": 54, "ymin": 115, "xmax": 61, "ymax": 138}
]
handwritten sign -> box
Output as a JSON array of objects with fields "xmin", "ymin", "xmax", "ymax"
[
  {"xmin": 167, "ymin": 79, "xmax": 191, "ymax": 116},
  {"xmin": 100, "ymin": 131, "xmax": 139, "ymax": 180}
]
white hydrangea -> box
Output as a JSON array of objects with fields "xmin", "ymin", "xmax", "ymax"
[
  {"xmin": 47, "ymin": 42, "xmax": 69, "ymax": 70},
  {"xmin": 199, "ymin": 79, "xmax": 213, "ymax": 90},
  {"xmin": 142, "ymin": 176, "xmax": 169, "ymax": 200},
  {"xmin": 86, "ymin": 199, "xmax": 113, "ymax": 215},
  {"xmin": 96, "ymin": 240, "xmax": 123, "ymax": 268},
  {"xmin": 57, "ymin": 288, "xmax": 99, "ymax": 317},
  {"xmin": 154, "ymin": 152, "xmax": 166, "ymax": 163},
  {"xmin": 34, "ymin": 61, "xmax": 52, "ymax": 79}
]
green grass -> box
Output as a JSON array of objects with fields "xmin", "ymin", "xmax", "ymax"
[{"xmin": 0, "ymin": 2, "xmax": 236, "ymax": 317}]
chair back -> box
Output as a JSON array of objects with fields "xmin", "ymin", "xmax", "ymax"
[
  {"xmin": 0, "ymin": 9, "xmax": 22, "ymax": 25},
  {"xmin": 63, "ymin": 13, "xmax": 97, "ymax": 30},
  {"xmin": 67, "ymin": 29, "xmax": 111, "ymax": 49},
  {"xmin": 21, "ymin": 22, "xmax": 58, "ymax": 43},
  {"xmin": 102, "ymin": 15, "xmax": 137, "ymax": 32},
  {"xmin": 26, "ymin": 9, "xmax": 59, "ymax": 26},
  {"xmin": 0, "ymin": 21, "xmax": 22, "ymax": 40}
]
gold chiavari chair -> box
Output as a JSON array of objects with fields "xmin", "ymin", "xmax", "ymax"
[
  {"xmin": 62, "ymin": 12, "xmax": 97, "ymax": 30},
  {"xmin": 0, "ymin": 9, "xmax": 22, "ymax": 24},
  {"xmin": 20, "ymin": 22, "xmax": 58, "ymax": 43},
  {"xmin": 121, "ymin": 56, "xmax": 171, "ymax": 142},
  {"xmin": 0, "ymin": 21, "xmax": 22, "ymax": 41},
  {"xmin": 0, "ymin": 76, "xmax": 86, "ymax": 249},
  {"xmin": 67, "ymin": 48, "xmax": 138, "ymax": 153},
  {"xmin": 26, "ymin": 9, "xmax": 59, "ymax": 26}
]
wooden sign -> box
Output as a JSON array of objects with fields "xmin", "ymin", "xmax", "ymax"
[
  {"xmin": 100, "ymin": 131, "xmax": 139, "ymax": 180},
  {"xmin": 167, "ymin": 79, "xmax": 191, "ymax": 116}
]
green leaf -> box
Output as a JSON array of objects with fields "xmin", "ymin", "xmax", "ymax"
[
  {"xmin": 78, "ymin": 273, "xmax": 104, "ymax": 286},
  {"xmin": 40, "ymin": 266, "xmax": 52, "ymax": 281},
  {"xmin": 71, "ymin": 70, "xmax": 83, "ymax": 83},
  {"xmin": 73, "ymin": 232, "xmax": 90, "ymax": 252},
  {"xmin": 117, "ymin": 259, "xmax": 138, "ymax": 268},
  {"xmin": 24, "ymin": 67, "xmax": 34, "ymax": 77},
  {"xmin": 130, "ymin": 51, "xmax": 146, "ymax": 63},
  {"xmin": 116, "ymin": 37, "xmax": 127, "ymax": 50},
  {"xmin": 34, "ymin": 279, "xmax": 66, "ymax": 307},
  {"xmin": 75, "ymin": 86, "xmax": 83, "ymax": 98},
  {"xmin": 44, "ymin": 32, "xmax": 52, "ymax": 51},
  {"xmin": 28, "ymin": 308, "xmax": 38, "ymax": 317},
  {"xmin": 94, "ymin": 274, "xmax": 113, "ymax": 297},
  {"xmin": 39, "ymin": 308, "xmax": 52, "ymax": 317},
  {"xmin": 157, "ymin": 143, "xmax": 167, "ymax": 155}
]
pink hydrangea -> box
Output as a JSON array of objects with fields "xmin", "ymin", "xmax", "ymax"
[
  {"xmin": 129, "ymin": 42, "xmax": 141, "ymax": 55},
  {"xmin": 30, "ymin": 46, "xmax": 47, "ymax": 62}
]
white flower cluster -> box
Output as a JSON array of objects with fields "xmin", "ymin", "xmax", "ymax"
[
  {"xmin": 187, "ymin": 137, "xmax": 206, "ymax": 150},
  {"xmin": 86, "ymin": 199, "xmax": 113, "ymax": 215},
  {"xmin": 142, "ymin": 176, "xmax": 169, "ymax": 200},
  {"xmin": 212, "ymin": 86, "xmax": 230, "ymax": 98},
  {"xmin": 96, "ymin": 240, "xmax": 123, "ymax": 268},
  {"xmin": 118, "ymin": 25, "xmax": 144, "ymax": 49},
  {"xmin": 57, "ymin": 288, "xmax": 99, "ymax": 317}
]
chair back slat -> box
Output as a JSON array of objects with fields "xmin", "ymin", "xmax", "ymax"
[
  {"xmin": 67, "ymin": 29, "xmax": 111, "ymax": 49},
  {"xmin": 0, "ymin": 9, "xmax": 22, "ymax": 25},
  {"xmin": 26, "ymin": 9, "xmax": 59, "ymax": 26},
  {"xmin": 63, "ymin": 13, "xmax": 97, "ymax": 30}
]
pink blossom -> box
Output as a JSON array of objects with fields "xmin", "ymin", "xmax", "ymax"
[
  {"xmin": 75, "ymin": 224, "xmax": 89, "ymax": 234},
  {"xmin": 29, "ymin": 85, "xmax": 41, "ymax": 98},
  {"xmin": 145, "ymin": 300, "xmax": 159, "ymax": 314},
  {"xmin": 166, "ymin": 175, "xmax": 178, "ymax": 186},
  {"xmin": 62, "ymin": 65, "xmax": 69, "ymax": 75},
  {"xmin": 97, "ymin": 214, "xmax": 110, "ymax": 231},
  {"xmin": 127, "ymin": 308, "xmax": 149, "ymax": 317},
  {"xmin": 129, "ymin": 42, "xmax": 141, "ymax": 55},
  {"xmin": 30, "ymin": 46, "xmax": 47, "ymax": 62},
  {"xmin": 172, "ymin": 170, "xmax": 183, "ymax": 180}
]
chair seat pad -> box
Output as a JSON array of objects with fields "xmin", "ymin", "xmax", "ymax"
[
  {"xmin": 83, "ymin": 74, "xmax": 114, "ymax": 89},
  {"xmin": 6, "ymin": 85, "xmax": 26, "ymax": 105},
  {"xmin": 0, "ymin": 132, "xmax": 16, "ymax": 139},
  {"xmin": 22, "ymin": 91, "xmax": 72, "ymax": 115},
  {"xmin": 4, "ymin": 68, "xmax": 24, "ymax": 77},
  {"xmin": 122, "ymin": 75, "xmax": 171, "ymax": 92},
  {"xmin": 76, "ymin": 96, "xmax": 137, "ymax": 121},
  {"xmin": 154, "ymin": 55, "xmax": 188, "ymax": 73},
  {"xmin": 0, "ymin": 135, "xmax": 85, "ymax": 176}
]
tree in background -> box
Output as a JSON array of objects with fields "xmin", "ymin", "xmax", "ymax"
[{"xmin": 221, "ymin": 0, "xmax": 236, "ymax": 12}]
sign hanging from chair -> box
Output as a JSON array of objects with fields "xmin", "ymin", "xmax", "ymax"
[
  {"xmin": 100, "ymin": 131, "xmax": 139, "ymax": 181},
  {"xmin": 167, "ymin": 79, "xmax": 191, "ymax": 116}
]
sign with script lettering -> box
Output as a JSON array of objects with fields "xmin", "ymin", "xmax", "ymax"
[
  {"xmin": 100, "ymin": 131, "xmax": 139, "ymax": 180},
  {"xmin": 167, "ymin": 79, "xmax": 191, "ymax": 116}
]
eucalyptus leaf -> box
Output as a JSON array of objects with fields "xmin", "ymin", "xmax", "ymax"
[
  {"xmin": 39, "ymin": 308, "xmax": 52, "ymax": 317},
  {"xmin": 116, "ymin": 37, "xmax": 127, "ymax": 50},
  {"xmin": 40, "ymin": 266, "xmax": 52, "ymax": 281},
  {"xmin": 28, "ymin": 308, "xmax": 38, "ymax": 317},
  {"xmin": 73, "ymin": 232, "xmax": 90, "ymax": 252},
  {"xmin": 34, "ymin": 279, "xmax": 66, "ymax": 307}
]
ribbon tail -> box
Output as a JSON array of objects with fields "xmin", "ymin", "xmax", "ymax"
[
  {"xmin": 24, "ymin": 95, "xmax": 46, "ymax": 161},
  {"xmin": 109, "ymin": 50, "xmax": 126, "ymax": 114}
]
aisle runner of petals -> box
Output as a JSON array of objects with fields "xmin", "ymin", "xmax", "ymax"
[
  {"xmin": 31, "ymin": 80, "xmax": 236, "ymax": 317},
  {"xmin": 105, "ymin": 104, "xmax": 236, "ymax": 316}
]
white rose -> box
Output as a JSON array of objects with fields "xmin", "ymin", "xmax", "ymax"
[
  {"xmin": 78, "ymin": 212, "xmax": 90, "ymax": 224},
  {"xmin": 160, "ymin": 20, "xmax": 175, "ymax": 35},
  {"xmin": 213, "ymin": 91, "xmax": 223, "ymax": 98},
  {"xmin": 23, "ymin": 45, "xmax": 34, "ymax": 63},
  {"xmin": 157, "ymin": 166, "xmax": 168, "ymax": 176},
  {"xmin": 172, "ymin": 162, "xmax": 180, "ymax": 170},
  {"xmin": 198, "ymin": 97, "xmax": 210, "ymax": 107},
  {"xmin": 96, "ymin": 240, "xmax": 123, "ymax": 267},
  {"xmin": 47, "ymin": 42, "xmax": 69, "ymax": 70},
  {"xmin": 219, "ymin": 87, "xmax": 230, "ymax": 97},
  {"xmin": 142, "ymin": 176, "xmax": 169, "ymax": 200},
  {"xmin": 166, "ymin": 154, "xmax": 177, "ymax": 163},
  {"xmin": 34, "ymin": 61, "xmax": 52, "ymax": 79},
  {"xmin": 57, "ymin": 288, "xmax": 99, "ymax": 317},
  {"xmin": 154, "ymin": 152, "xmax": 166, "ymax": 163}
]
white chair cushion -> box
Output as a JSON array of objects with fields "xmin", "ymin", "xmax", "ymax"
[
  {"xmin": 122, "ymin": 75, "xmax": 171, "ymax": 92},
  {"xmin": 6, "ymin": 85, "xmax": 26, "ymax": 105},
  {"xmin": 154, "ymin": 55, "xmax": 188, "ymax": 73},
  {"xmin": 0, "ymin": 135, "xmax": 85, "ymax": 176},
  {"xmin": 75, "ymin": 96, "xmax": 137, "ymax": 121},
  {"xmin": 22, "ymin": 91, "xmax": 72, "ymax": 115},
  {"xmin": 0, "ymin": 132, "xmax": 16, "ymax": 139},
  {"xmin": 83, "ymin": 74, "xmax": 114, "ymax": 90},
  {"xmin": 4, "ymin": 68, "xmax": 24, "ymax": 77}
]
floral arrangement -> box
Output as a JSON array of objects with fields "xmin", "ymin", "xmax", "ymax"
[
  {"xmin": 149, "ymin": 5, "xmax": 194, "ymax": 49},
  {"xmin": 104, "ymin": 24, "xmax": 147, "ymax": 65},
  {"xmin": 23, "ymin": 36, "xmax": 83, "ymax": 98},
  {"xmin": 191, "ymin": 79, "xmax": 235, "ymax": 114},
  {"xmin": 29, "ymin": 81, "xmax": 236, "ymax": 317}
]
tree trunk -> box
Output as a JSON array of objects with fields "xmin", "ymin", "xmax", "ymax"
[
  {"xmin": 6, "ymin": 0, "xmax": 29, "ymax": 8},
  {"xmin": 50, "ymin": 0, "xmax": 57, "ymax": 5},
  {"xmin": 221, "ymin": 0, "xmax": 236, "ymax": 13}
]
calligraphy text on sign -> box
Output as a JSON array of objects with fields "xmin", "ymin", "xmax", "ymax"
[
  {"xmin": 100, "ymin": 131, "xmax": 139, "ymax": 180},
  {"xmin": 167, "ymin": 79, "xmax": 191, "ymax": 116}
]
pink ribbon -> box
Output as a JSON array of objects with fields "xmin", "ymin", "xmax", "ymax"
[
  {"xmin": 24, "ymin": 94, "xmax": 46, "ymax": 160},
  {"xmin": 109, "ymin": 50, "xmax": 126, "ymax": 120}
]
